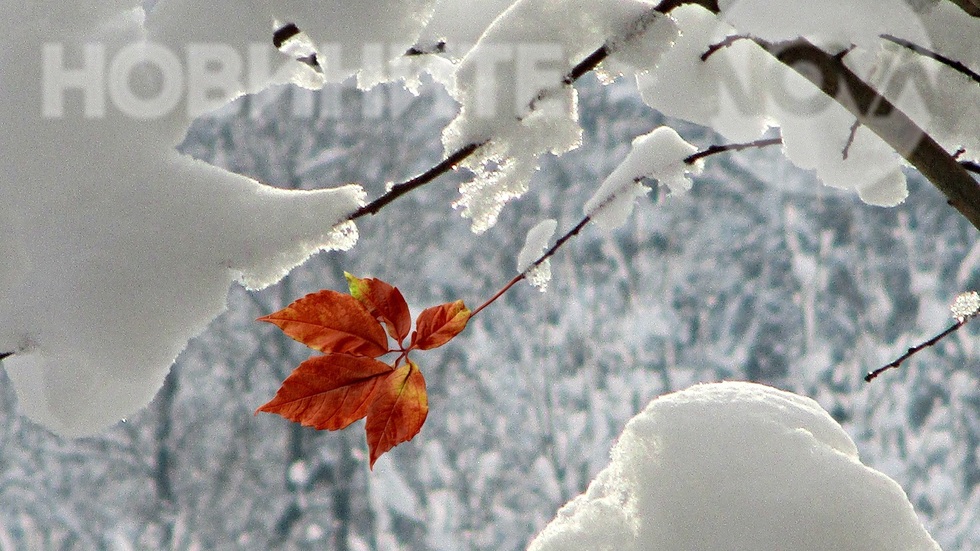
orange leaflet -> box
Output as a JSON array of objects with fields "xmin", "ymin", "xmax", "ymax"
[
  {"xmin": 256, "ymin": 354, "xmax": 393, "ymax": 430},
  {"xmin": 345, "ymin": 272, "xmax": 412, "ymax": 344},
  {"xmin": 411, "ymin": 300, "xmax": 471, "ymax": 350},
  {"xmin": 258, "ymin": 290, "xmax": 389, "ymax": 357},
  {"xmin": 365, "ymin": 360, "xmax": 428, "ymax": 468}
]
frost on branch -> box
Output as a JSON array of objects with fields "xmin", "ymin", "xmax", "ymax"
[
  {"xmin": 0, "ymin": 3, "xmax": 364, "ymax": 435},
  {"xmin": 517, "ymin": 219, "xmax": 558, "ymax": 291},
  {"xmin": 584, "ymin": 127, "xmax": 701, "ymax": 230},
  {"xmin": 950, "ymin": 291, "xmax": 980, "ymax": 321},
  {"xmin": 528, "ymin": 382, "xmax": 941, "ymax": 551}
]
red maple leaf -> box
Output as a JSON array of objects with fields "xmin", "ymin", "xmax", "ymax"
[
  {"xmin": 258, "ymin": 290, "xmax": 389, "ymax": 357},
  {"xmin": 365, "ymin": 360, "xmax": 428, "ymax": 468},
  {"xmin": 411, "ymin": 300, "xmax": 471, "ymax": 350},
  {"xmin": 258, "ymin": 276, "xmax": 468, "ymax": 468},
  {"xmin": 346, "ymin": 272, "xmax": 412, "ymax": 345},
  {"xmin": 256, "ymin": 354, "xmax": 393, "ymax": 430}
]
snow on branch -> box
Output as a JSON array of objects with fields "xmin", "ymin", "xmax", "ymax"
[{"xmin": 758, "ymin": 37, "xmax": 980, "ymax": 230}]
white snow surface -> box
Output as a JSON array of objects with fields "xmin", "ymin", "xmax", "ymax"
[
  {"xmin": 516, "ymin": 219, "xmax": 558, "ymax": 291},
  {"xmin": 718, "ymin": 0, "xmax": 927, "ymax": 52},
  {"xmin": 1, "ymin": 3, "xmax": 363, "ymax": 435},
  {"xmin": 585, "ymin": 127, "xmax": 700, "ymax": 230},
  {"xmin": 527, "ymin": 381, "xmax": 942, "ymax": 551}
]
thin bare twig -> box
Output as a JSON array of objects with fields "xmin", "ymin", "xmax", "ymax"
[
  {"xmin": 881, "ymin": 34, "xmax": 980, "ymax": 86},
  {"xmin": 470, "ymin": 216, "xmax": 592, "ymax": 318},
  {"xmin": 864, "ymin": 320, "xmax": 967, "ymax": 382},
  {"xmin": 701, "ymin": 34, "xmax": 753, "ymax": 62},
  {"xmin": 684, "ymin": 137, "xmax": 782, "ymax": 164},
  {"xmin": 842, "ymin": 119, "xmax": 862, "ymax": 160}
]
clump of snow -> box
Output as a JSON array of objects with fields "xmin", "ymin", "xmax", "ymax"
[
  {"xmin": 717, "ymin": 0, "xmax": 928, "ymax": 52},
  {"xmin": 444, "ymin": 0, "xmax": 667, "ymax": 233},
  {"xmin": 584, "ymin": 127, "xmax": 701, "ymax": 230},
  {"xmin": 274, "ymin": 0, "xmax": 438, "ymax": 86},
  {"xmin": 1, "ymin": 2, "xmax": 363, "ymax": 435},
  {"xmin": 528, "ymin": 381, "xmax": 942, "ymax": 551},
  {"xmin": 517, "ymin": 219, "xmax": 558, "ymax": 291},
  {"xmin": 635, "ymin": 5, "xmax": 774, "ymax": 143},
  {"xmin": 601, "ymin": 10, "xmax": 678, "ymax": 82},
  {"xmin": 890, "ymin": 1, "xmax": 980, "ymax": 159},
  {"xmin": 950, "ymin": 291, "xmax": 980, "ymax": 321},
  {"xmin": 419, "ymin": 0, "xmax": 519, "ymax": 59}
]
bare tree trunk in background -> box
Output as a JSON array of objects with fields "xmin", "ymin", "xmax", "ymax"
[
  {"xmin": 153, "ymin": 369, "xmax": 178, "ymax": 547},
  {"xmin": 273, "ymin": 422, "xmax": 306, "ymax": 545}
]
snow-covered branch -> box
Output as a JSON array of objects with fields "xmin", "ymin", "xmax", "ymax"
[{"xmin": 757, "ymin": 37, "xmax": 980, "ymax": 231}]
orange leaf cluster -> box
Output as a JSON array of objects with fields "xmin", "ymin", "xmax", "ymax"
[{"xmin": 257, "ymin": 273, "xmax": 470, "ymax": 468}]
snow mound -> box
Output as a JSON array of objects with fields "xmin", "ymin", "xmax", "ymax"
[{"xmin": 528, "ymin": 381, "xmax": 941, "ymax": 551}]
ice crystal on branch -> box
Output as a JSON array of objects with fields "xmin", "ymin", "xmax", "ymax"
[{"xmin": 950, "ymin": 291, "xmax": 980, "ymax": 321}]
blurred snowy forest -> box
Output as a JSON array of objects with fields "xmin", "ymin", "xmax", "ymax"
[{"xmin": 1, "ymin": 73, "xmax": 979, "ymax": 550}]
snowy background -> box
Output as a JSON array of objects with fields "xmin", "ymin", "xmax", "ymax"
[{"xmin": 1, "ymin": 72, "xmax": 979, "ymax": 550}]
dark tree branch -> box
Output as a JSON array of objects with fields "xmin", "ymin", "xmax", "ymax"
[
  {"xmin": 272, "ymin": 23, "xmax": 322, "ymax": 72},
  {"xmin": 682, "ymin": 3, "xmax": 980, "ymax": 232},
  {"xmin": 349, "ymin": 141, "xmax": 486, "ymax": 220},
  {"xmin": 684, "ymin": 137, "xmax": 782, "ymax": 164},
  {"xmin": 947, "ymin": 0, "xmax": 980, "ymax": 17},
  {"xmin": 564, "ymin": 46, "xmax": 612, "ymax": 85},
  {"xmin": 654, "ymin": 0, "xmax": 719, "ymax": 13},
  {"xmin": 881, "ymin": 34, "xmax": 980, "ymax": 86},
  {"xmin": 865, "ymin": 320, "xmax": 967, "ymax": 381},
  {"xmin": 842, "ymin": 119, "xmax": 862, "ymax": 160},
  {"xmin": 405, "ymin": 41, "xmax": 447, "ymax": 56},
  {"xmin": 701, "ymin": 34, "xmax": 753, "ymax": 62},
  {"xmin": 272, "ymin": 23, "xmax": 301, "ymax": 49}
]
